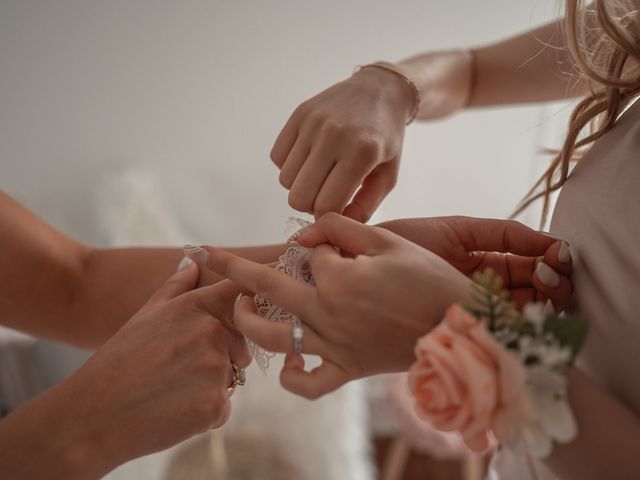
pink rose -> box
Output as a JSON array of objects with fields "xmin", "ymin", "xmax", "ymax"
[{"xmin": 408, "ymin": 304, "xmax": 530, "ymax": 452}]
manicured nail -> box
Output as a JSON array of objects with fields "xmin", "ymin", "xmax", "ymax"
[
  {"xmin": 288, "ymin": 225, "xmax": 312, "ymax": 243},
  {"xmin": 176, "ymin": 256, "xmax": 193, "ymax": 272},
  {"xmin": 234, "ymin": 293, "xmax": 244, "ymax": 311},
  {"xmin": 284, "ymin": 353, "xmax": 305, "ymax": 369},
  {"xmin": 536, "ymin": 262, "xmax": 560, "ymax": 288},
  {"xmin": 184, "ymin": 245, "xmax": 209, "ymax": 266},
  {"xmin": 558, "ymin": 241, "xmax": 571, "ymax": 264}
]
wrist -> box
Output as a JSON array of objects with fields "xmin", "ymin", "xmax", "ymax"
[
  {"xmin": 0, "ymin": 377, "xmax": 109, "ymax": 479},
  {"xmin": 396, "ymin": 49, "xmax": 474, "ymax": 120},
  {"xmin": 352, "ymin": 64, "xmax": 417, "ymax": 124}
]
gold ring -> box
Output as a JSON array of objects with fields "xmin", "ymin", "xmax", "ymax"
[
  {"xmin": 226, "ymin": 381, "xmax": 236, "ymax": 397},
  {"xmin": 232, "ymin": 364, "xmax": 246, "ymax": 386}
]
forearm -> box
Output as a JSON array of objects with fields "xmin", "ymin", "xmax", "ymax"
[
  {"xmin": 395, "ymin": 20, "xmax": 587, "ymax": 120},
  {"xmin": 70, "ymin": 243, "xmax": 286, "ymax": 349},
  {"xmin": 0, "ymin": 378, "xmax": 106, "ymax": 479},
  {"xmin": 0, "ymin": 190, "xmax": 286, "ymax": 348},
  {"xmin": 544, "ymin": 368, "xmax": 640, "ymax": 479}
]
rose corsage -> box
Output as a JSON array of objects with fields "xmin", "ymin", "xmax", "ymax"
[{"xmin": 408, "ymin": 269, "xmax": 588, "ymax": 459}]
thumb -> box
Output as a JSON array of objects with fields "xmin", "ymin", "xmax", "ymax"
[
  {"xmin": 280, "ymin": 358, "xmax": 350, "ymax": 400},
  {"xmin": 342, "ymin": 162, "xmax": 397, "ymax": 223},
  {"xmin": 297, "ymin": 212, "xmax": 392, "ymax": 255},
  {"xmin": 146, "ymin": 260, "xmax": 199, "ymax": 306}
]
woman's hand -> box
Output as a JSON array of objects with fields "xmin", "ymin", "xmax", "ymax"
[
  {"xmin": 271, "ymin": 68, "xmax": 415, "ymax": 222},
  {"xmin": 0, "ymin": 263, "xmax": 252, "ymax": 479},
  {"xmin": 203, "ymin": 213, "xmax": 473, "ymax": 400},
  {"xmin": 74, "ymin": 263, "xmax": 252, "ymax": 468},
  {"xmin": 377, "ymin": 216, "xmax": 573, "ymax": 311}
]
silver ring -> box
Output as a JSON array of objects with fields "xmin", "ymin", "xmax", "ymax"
[{"xmin": 292, "ymin": 319, "xmax": 304, "ymax": 355}]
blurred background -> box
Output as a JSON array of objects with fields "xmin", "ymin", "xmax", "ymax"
[{"xmin": 0, "ymin": 1, "xmax": 572, "ymax": 479}]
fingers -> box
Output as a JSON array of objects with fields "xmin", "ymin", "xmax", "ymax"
[
  {"xmin": 146, "ymin": 261, "xmax": 199, "ymax": 306},
  {"xmin": 288, "ymin": 143, "xmax": 336, "ymax": 213},
  {"xmin": 204, "ymin": 246, "xmax": 315, "ymax": 318},
  {"xmin": 189, "ymin": 279, "xmax": 249, "ymax": 323},
  {"xmin": 233, "ymin": 295, "xmax": 325, "ymax": 355},
  {"xmin": 533, "ymin": 241, "xmax": 573, "ymax": 311},
  {"xmin": 279, "ymin": 137, "xmax": 310, "ymax": 189},
  {"xmin": 280, "ymin": 359, "xmax": 350, "ymax": 400},
  {"xmin": 209, "ymin": 398, "xmax": 232, "ymax": 430},
  {"xmin": 271, "ymin": 108, "xmax": 302, "ymax": 168},
  {"xmin": 342, "ymin": 161, "xmax": 397, "ymax": 223},
  {"xmin": 445, "ymin": 217, "xmax": 555, "ymax": 257},
  {"xmin": 540, "ymin": 240, "xmax": 573, "ymax": 276},
  {"xmin": 308, "ymin": 243, "xmax": 346, "ymax": 279},
  {"xmin": 473, "ymin": 252, "xmax": 537, "ymax": 288},
  {"xmin": 296, "ymin": 212, "xmax": 391, "ymax": 255},
  {"xmin": 312, "ymin": 147, "xmax": 380, "ymax": 219},
  {"xmin": 181, "ymin": 280, "xmax": 254, "ymax": 368}
]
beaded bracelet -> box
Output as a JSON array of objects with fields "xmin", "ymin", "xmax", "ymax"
[{"xmin": 354, "ymin": 61, "xmax": 421, "ymax": 125}]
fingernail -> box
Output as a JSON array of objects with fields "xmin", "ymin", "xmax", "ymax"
[
  {"xmin": 284, "ymin": 353, "xmax": 305, "ymax": 369},
  {"xmin": 234, "ymin": 293, "xmax": 244, "ymax": 311},
  {"xmin": 184, "ymin": 245, "xmax": 209, "ymax": 266},
  {"xmin": 536, "ymin": 262, "xmax": 560, "ymax": 288},
  {"xmin": 558, "ymin": 241, "xmax": 571, "ymax": 264},
  {"xmin": 288, "ymin": 225, "xmax": 312, "ymax": 243},
  {"xmin": 176, "ymin": 256, "xmax": 193, "ymax": 272},
  {"xmin": 543, "ymin": 299, "xmax": 555, "ymax": 315}
]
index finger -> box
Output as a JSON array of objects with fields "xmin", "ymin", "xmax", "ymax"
[
  {"xmin": 445, "ymin": 217, "xmax": 555, "ymax": 256},
  {"xmin": 204, "ymin": 246, "xmax": 315, "ymax": 317}
]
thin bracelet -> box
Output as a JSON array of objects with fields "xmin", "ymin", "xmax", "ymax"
[{"xmin": 354, "ymin": 61, "xmax": 421, "ymax": 125}]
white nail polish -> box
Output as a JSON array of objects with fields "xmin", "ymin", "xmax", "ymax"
[
  {"xmin": 184, "ymin": 245, "xmax": 209, "ymax": 266},
  {"xmin": 176, "ymin": 256, "xmax": 192, "ymax": 272},
  {"xmin": 536, "ymin": 262, "xmax": 560, "ymax": 288},
  {"xmin": 558, "ymin": 241, "xmax": 571, "ymax": 264},
  {"xmin": 234, "ymin": 293, "xmax": 244, "ymax": 311}
]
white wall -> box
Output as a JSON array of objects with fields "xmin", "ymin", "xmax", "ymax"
[{"xmin": 0, "ymin": 0, "xmax": 569, "ymax": 242}]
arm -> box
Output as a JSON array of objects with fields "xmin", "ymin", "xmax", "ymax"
[
  {"xmin": 392, "ymin": 20, "xmax": 586, "ymax": 121},
  {"xmin": 273, "ymin": 20, "xmax": 589, "ymax": 221},
  {"xmin": 205, "ymin": 213, "xmax": 640, "ymax": 476},
  {"xmin": 0, "ymin": 191, "xmax": 285, "ymax": 348},
  {"xmin": 0, "ymin": 264, "xmax": 253, "ymax": 479}
]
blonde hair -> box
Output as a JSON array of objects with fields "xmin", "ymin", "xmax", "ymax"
[{"xmin": 514, "ymin": 0, "xmax": 640, "ymax": 226}]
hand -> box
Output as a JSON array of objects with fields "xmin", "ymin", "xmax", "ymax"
[
  {"xmin": 377, "ymin": 216, "xmax": 573, "ymax": 311},
  {"xmin": 271, "ymin": 68, "xmax": 415, "ymax": 222},
  {"xmin": 203, "ymin": 213, "xmax": 472, "ymax": 399},
  {"xmin": 48, "ymin": 263, "xmax": 250, "ymax": 477}
]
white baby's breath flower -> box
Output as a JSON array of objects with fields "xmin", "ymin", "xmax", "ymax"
[
  {"xmin": 506, "ymin": 365, "xmax": 577, "ymax": 459},
  {"xmin": 523, "ymin": 302, "xmax": 546, "ymax": 331}
]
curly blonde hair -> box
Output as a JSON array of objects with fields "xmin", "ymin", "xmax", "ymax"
[{"xmin": 514, "ymin": 0, "xmax": 640, "ymax": 226}]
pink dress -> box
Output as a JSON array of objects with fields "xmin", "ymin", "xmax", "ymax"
[{"xmin": 490, "ymin": 98, "xmax": 640, "ymax": 478}]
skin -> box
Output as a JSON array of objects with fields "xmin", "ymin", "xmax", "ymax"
[
  {"xmin": 203, "ymin": 212, "xmax": 572, "ymax": 398},
  {"xmin": 0, "ymin": 190, "xmax": 286, "ymax": 348},
  {"xmin": 0, "ymin": 190, "xmax": 286, "ymax": 479},
  {"xmin": 0, "ymin": 191, "xmax": 572, "ymax": 478},
  {"xmin": 0, "ymin": 266, "xmax": 251, "ymax": 479},
  {"xmin": 272, "ymin": 21, "xmax": 589, "ymax": 222},
  {"xmin": 205, "ymin": 213, "xmax": 640, "ymax": 480}
]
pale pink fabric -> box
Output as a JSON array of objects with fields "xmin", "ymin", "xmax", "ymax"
[{"xmin": 490, "ymin": 99, "xmax": 640, "ymax": 478}]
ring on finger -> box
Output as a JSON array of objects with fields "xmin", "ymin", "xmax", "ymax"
[
  {"xmin": 292, "ymin": 318, "xmax": 304, "ymax": 355},
  {"xmin": 232, "ymin": 364, "xmax": 246, "ymax": 386}
]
